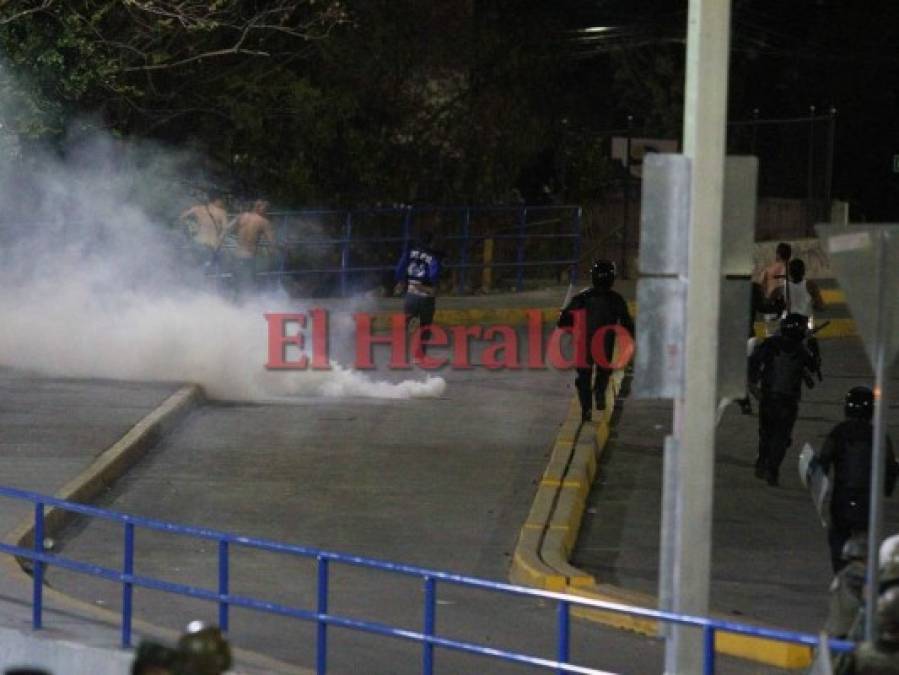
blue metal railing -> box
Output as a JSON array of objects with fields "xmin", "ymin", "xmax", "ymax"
[
  {"xmin": 0, "ymin": 486, "xmax": 854, "ymax": 674},
  {"xmin": 202, "ymin": 204, "xmax": 583, "ymax": 296}
]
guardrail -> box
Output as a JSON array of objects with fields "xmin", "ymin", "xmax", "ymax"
[
  {"xmin": 203, "ymin": 205, "xmax": 583, "ymax": 296},
  {"xmin": 0, "ymin": 486, "xmax": 853, "ymax": 675}
]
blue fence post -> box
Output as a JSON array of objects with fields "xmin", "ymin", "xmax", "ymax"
[
  {"xmin": 571, "ymin": 207, "xmax": 582, "ymax": 285},
  {"xmin": 703, "ymin": 626, "xmax": 716, "ymax": 675},
  {"xmin": 516, "ymin": 207, "xmax": 527, "ymax": 291},
  {"xmin": 556, "ymin": 600, "xmax": 570, "ymax": 675},
  {"xmin": 340, "ymin": 212, "xmax": 353, "ymax": 298},
  {"xmin": 456, "ymin": 209, "xmax": 470, "ymax": 294},
  {"xmin": 218, "ymin": 540, "xmax": 229, "ymax": 633},
  {"xmin": 316, "ymin": 556, "xmax": 329, "ymax": 675},
  {"xmin": 403, "ymin": 207, "xmax": 413, "ymax": 256},
  {"xmin": 422, "ymin": 576, "xmax": 436, "ymax": 675},
  {"xmin": 32, "ymin": 502, "xmax": 44, "ymax": 630},
  {"xmin": 122, "ymin": 522, "xmax": 135, "ymax": 647}
]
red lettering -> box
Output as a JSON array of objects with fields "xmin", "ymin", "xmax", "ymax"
[
  {"xmin": 265, "ymin": 313, "xmax": 308, "ymax": 370},
  {"xmin": 411, "ymin": 325, "xmax": 449, "ymax": 369},
  {"xmin": 526, "ymin": 310, "xmax": 546, "ymax": 369},
  {"xmin": 482, "ymin": 325, "xmax": 521, "ymax": 370},
  {"xmin": 309, "ymin": 308, "xmax": 331, "ymax": 370},
  {"xmin": 354, "ymin": 313, "xmax": 409, "ymax": 369},
  {"xmin": 546, "ymin": 309, "xmax": 588, "ymax": 369},
  {"xmin": 590, "ymin": 325, "xmax": 635, "ymax": 369},
  {"xmin": 450, "ymin": 325, "xmax": 482, "ymax": 370}
]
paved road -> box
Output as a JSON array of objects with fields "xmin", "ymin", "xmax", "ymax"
[
  {"xmin": 42, "ymin": 328, "xmax": 780, "ymax": 675},
  {"xmin": 573, "ymin": 337, "xmax": 899, "ymax": 635},
  {"xmin": 0, "ymin": 369, "xmax": 178, "ymax": 535}
]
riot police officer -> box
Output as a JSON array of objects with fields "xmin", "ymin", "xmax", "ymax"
[
  {"xmin": 558, "ymin": 260, "xmax": 634, "ymax": 422},
  {"xmin": 834, "ymin": 585, "xmax": 899, "ymax": 674},
  {"xmin": 819, "ymin": 386, "xmax": 898, "ymax": 572},
  {"xmin": 748, "ymin": 313, "xmax": 819, "ymax": 486},
  {"xmin": 176, "ymin": 621, "xmax": 232, "ymax": 675},
  {"xmin": 827, "ymin": 533, "xmax": 869, "ymax": 638}
]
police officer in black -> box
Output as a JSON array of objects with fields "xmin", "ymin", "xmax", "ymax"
[
  {"xmin": 558, "ymin": 260, "xmax": 634, "ymax": 422},
  {"xmin": 834, "ymin": 585, "xmax": 899, "ymax": 675},
  {"xmin": 748, "ymin": 313, "xmax": 819, "ymax": 486},
  {"xmin": 819, "ymin": 386, "xmax": 898, "ymax": 573}
]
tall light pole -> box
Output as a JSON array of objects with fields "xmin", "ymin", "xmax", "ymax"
[{"xmin": 666, "ymin": 0, "xmax": 732, "ymax": 672}]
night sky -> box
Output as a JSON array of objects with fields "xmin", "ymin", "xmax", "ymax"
[{"xmin": 554, "ymin": 0, "xmax": 899, "ymax": 219}]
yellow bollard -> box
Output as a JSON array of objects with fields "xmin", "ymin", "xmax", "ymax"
[{"xmin": 482, "ymin": 238, "xmax": 494, "ymax": 292}]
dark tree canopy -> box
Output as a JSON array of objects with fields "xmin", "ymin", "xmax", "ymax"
[{"xmin": 1, "ymin": 0, "xmax": 898, "ymax": 216}]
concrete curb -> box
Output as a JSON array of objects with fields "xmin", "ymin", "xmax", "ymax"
[
  {"xmin": 1, "ymin": 384, "xmax": 312, "ymax": 675},
  {"xmin": 7, "ymin": 385, "xmax": 203, "ymax": 552},
  {"xmin": 509, "ymin": 375, "xmax": 816, "ymax": 670}
]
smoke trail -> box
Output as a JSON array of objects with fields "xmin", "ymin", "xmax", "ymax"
[{"xmin": 0, "ymin": 116, "xmax": 445, "ymax": 401}]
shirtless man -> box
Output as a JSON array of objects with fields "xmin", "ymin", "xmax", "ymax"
[
  {"xmin": 180, "ymin": 194, "xmax": 228, "ymax": 257},
  {"xmin": 227, "ymin": 200, "xmax": 279, "ymax": 296}
]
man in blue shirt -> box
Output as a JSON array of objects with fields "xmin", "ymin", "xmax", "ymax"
[{"xmin": 395, "ymin": 232, "xmax": 442, "ymax": 355}]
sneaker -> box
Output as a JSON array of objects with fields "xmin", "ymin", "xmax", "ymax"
[{"xmin": 581, "ymin": 409, "xmax": 592, "ymax": 422}]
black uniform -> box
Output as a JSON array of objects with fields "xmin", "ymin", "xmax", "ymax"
[
  {"xmin": 819, "ymin": 420, "xmax": 897, "ymax": 572},
  {"xmin": 558, "ymin": 287, "xmax": 634, "ymax": 419},
  {"xmin": 748, "ymin": 334, "xmax": 817, "ymax": 484}
]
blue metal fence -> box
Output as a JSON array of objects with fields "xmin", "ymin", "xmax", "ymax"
[
  {"xmin": 207, "ymin": 205, "xmax": 583, "ymax": 296},
  {"xmin": 0, "ymin": 486, "xmax": 853, "ymax": 674}
]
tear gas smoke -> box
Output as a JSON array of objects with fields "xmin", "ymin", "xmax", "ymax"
[{"xmin": 0, "ymin": 122, "xmax": 445, "ymax": 401}]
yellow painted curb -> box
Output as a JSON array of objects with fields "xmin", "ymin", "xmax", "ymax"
[
  {"xmin": 511, "ymin": 356, "xmax": 819, "ymax": 670},
  {"xmin": 0, "ymin": 384, "xmax": 313, "ymax": 675}
]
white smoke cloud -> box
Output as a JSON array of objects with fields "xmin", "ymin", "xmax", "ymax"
[{"xmin": 0, "ymin": 113, "xmax": 445, "ymax": 401}]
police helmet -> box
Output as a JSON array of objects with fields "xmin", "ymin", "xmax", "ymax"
[
  {"xmin": 779, "ymin": 313, "xmax": 808, "ymax": 341},
  {"xmin": 842, "ymin": 532, "xmax": 868, "ymax": 562},
  {"xmin": 176, "ymin": 621, "xmax": 232, "ymax": 675},
  {"xmin": 845, "ymin": 386, "xmax": 874, "ymax": 422},
  {"xmin": 591, "ymin": 260, "xmax": 616, "ymax": 289},
  {"xmin": 879, "ymin": 586, "xmax": 899, "ymax": 644},
  {"xmin": 881, "ymin": 559, "xmax": 899, "ymax": 591},
  {"xmin": 132, "ymin": 641, "xmax": 179, "ymax": 675}
]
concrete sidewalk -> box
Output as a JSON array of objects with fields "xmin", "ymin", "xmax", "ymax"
[{"xmin": 572, "ymin": 337, "xmax": 899, "ymax": 635}]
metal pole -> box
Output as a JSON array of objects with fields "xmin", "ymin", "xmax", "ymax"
[
  {"xmin": 122, "ymin": 522, "xmax": 134, "ymax": 647},
  {"xmin": 823, "ymin": 107, "xmax": 837, "ymax": 223},
  {"xmin": 556, "ymin": 600, "xmax": 571, "ymax": 675},
  {"xmin": 865, "ymin": 230, "xmax": 891, "ymax": 641},
  {"xmin": 422, "ymin": 576, "xmax": 436, "ymax": 675},
  {"xmin": 32, "ymin": 502, "xmax": 44, "ymax": 630},
  {"xmin": 666, "ymin": 0, "xmax": 731, "ymax": 672},
  {"xmin": 658, "ymin": 435, "xmax": 678, "ymax": 638},
  {"xmin": 622, "ymin": 115, "xmax": 633, "ymax": 279},
  {"xmin": 807, "ymin": 105, "xmax": 817, "ymax": 232},
  {"xmin": 218, "ymin": 540, "xmax": 230, "ymax": 633},
  {"xmin": 571, "ymin": 207, "xmax": 582, "ymax": 284},
  {"xmin": 515, "ymin": 206, "xmax": 526, "ymax": 291},
  {"xmin": 340, "ymin": 212, "xmax": 352, "ymax": 298}
]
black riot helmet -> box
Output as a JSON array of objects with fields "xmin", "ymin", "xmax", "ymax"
[
  {"xmin": 591, "ymin": 260, "xmax": 616, "ymax": 289},
  {"xmin": 845, "ymin": 386, "xmax": 874, "ymax": 421},
  {"xmin": 779, "ymin": 313, "xmax": 808, "ymax": 341}
]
